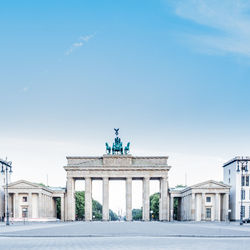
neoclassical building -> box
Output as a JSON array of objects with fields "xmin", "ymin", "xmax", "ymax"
[
  {"xmin": 4, "ymin": 180, "xmax": 65, "ymax": 221},
  {"xmin": 64, "ymin": 154, "xmax": 170, "ymax": 221},
  {"xmin": 169, "ymin": 180, "xmax": 230, "ymax": 221}
]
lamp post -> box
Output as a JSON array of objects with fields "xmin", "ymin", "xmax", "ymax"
[
  {"xmin": 237, "ymin": 159, "xmax": 248, "ymax": 226},
  {"xmin": 1, "ymin": 159, "xmax": 13, "ymax": 226}
]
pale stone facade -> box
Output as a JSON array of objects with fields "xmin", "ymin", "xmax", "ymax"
[
  {"xmin": 1, "ymin": 154, "xmax": 232, "ymax": 223},
  {"xmin": 5, "ymin": 180, "xmax": 65, "ymax": 221},
  {"xmin": 223, "ymin": 157, "xmax": 250, "ymax": 220},
  {"xmin": 64, "ymin": 154, "xmax": 171, "ymax": 221},
  {"xmin": 0, "ymin": 174, "xmax": 4, "ymax": 220},
  {"xmin": 169, "ymin": 180, "xmax": 230, "ymax": 221}
]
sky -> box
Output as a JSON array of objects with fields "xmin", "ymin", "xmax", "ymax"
[{"xmin": 1, "ymin": 0, "xmax": 250, "ymax": 213}]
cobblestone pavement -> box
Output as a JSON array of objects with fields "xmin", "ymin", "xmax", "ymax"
[
  {"xmin": 1, "ymin": 221, "xmax": 250, "ymax": 237},
  {"xmin": 0, "ymin": 236, "xmax": 250, "ymax": 250},
  {"xmin": 0, "ymin": 222, "xmax": 250, "ymax": 249}
]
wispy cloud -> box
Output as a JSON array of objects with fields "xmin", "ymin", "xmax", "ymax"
[
  {"xmin": 65, "ymin": 33, "xmax": 96, "ymax": 56},
  {"xmin": 167, "ymin": 0, "xmax": 250, "ymax": 57},
  {"xmin": 22, "ymin": 87, "xmax": 29, "ymax": 92}
]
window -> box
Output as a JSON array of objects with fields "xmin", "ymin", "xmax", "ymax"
[
  {"xmin": 206, "ymin": 208, "xmax": 211, "ymax": 219},
  {"xmin": 228, "ymin": 178, "xmax": 230, "ymax": 184},
  {"xmin": 246, "ymin": 176, "xmax": 249, "ymax": 186},
  {"xmin": 241, "ymin": 206, "xmax": 245, "ymax": 218},
  {"xmin": 229, "ymin": 169, "xmax": 231, "ymax": 175},
  {"xmin": 22, "ymin": 196, "xmax": 27, "ymax": 202},
  {"xmin": 206, "ymin": 197, "xmax": 211, "ymax": 203},
  {"xmin": 242, "ymin": 176, "xmax": 245, "ymax": 186},
  {"xmin": 241, "ymin": 190, "xmax": 245, "ymax": 200}
]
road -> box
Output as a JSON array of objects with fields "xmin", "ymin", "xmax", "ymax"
[{"xmin": 0, "ymin": 221, "xmax": 250, "ymax": 249}]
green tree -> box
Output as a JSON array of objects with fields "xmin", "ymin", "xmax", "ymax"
[
  {"xmin": 109, "ymin": 209, "xmax": 118, "ymax": 221},
  {"xmin": 132, "ymin": 209, "xmax": 142, "ymax": 220},
  {"xmin": 74, "ymin": 191, "xmax": 118, "ymax": 221},
  {"xmin": 92, "ymin": 199, "xmax": 102, "ymax": 220},
  {"xmin": 75, "ymin": 191, "xmax": 85, "ymax": 220},
  {"xmin": 150, "ymin": 193, "xmax": 160, "ymax": 220},
  {"xmin": 56, "ymin": 198, "xmax": 61, "ymax": 219}
]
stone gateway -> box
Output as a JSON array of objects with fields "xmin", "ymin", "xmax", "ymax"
[{"xmin": 64, "ymin": 155, "xmax": 171, "ymax": 221}]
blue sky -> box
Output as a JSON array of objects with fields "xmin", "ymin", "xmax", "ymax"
[{"xmin": 1, "ymin": 0, "xmax": 250, "ymax": 211}]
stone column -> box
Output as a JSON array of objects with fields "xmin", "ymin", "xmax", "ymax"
[
  {"xmin": 159, "ymin": 181, "xmax": 162, "ymax": 221},
  {"xmin": 191, "ymin": 193, "xmax": 196, "ymax": 221},
  {"xmin": 215, "ymin": 193, "xmax": 221, "ymax": 221},
  {"xmin": 170, "ymin": 196, "xmax": 174, "ymax": 221},
  {"xmin": 61, "ymin": 195, "xmax": 65, "ymax": 221},
  {"xmin": 223, "ymin": 193, "xmax": 229, "ymax": 221},
  {"xmin": 14, "ymin": 192, "xmax": 19, "ymax": 218},
  {"xmin": 28, "ymin": 193, "xmax": 32, "ymax": 219},
  {"xmin": 143, "ymin": 177, "xmax": 150, "ymax": 221},
  {"xmin": 201, "ymin": 193, "xmax": 205, "ymax": 220},
  {"xmin": 38, "ymin": 193, "xmax": 42, "ymax": 218},
  {"xmin": 102, "ymin": 177, "xmax": 109, "ymax": 221},
  {"xmin": 45, "ymin": 195, "xmax": 47, "ymax": 217},
  {"xmin": 126, "ymin": 177, "xmax": 132, "ymax": 221},
  {"xmin": 66, "ymin": 177, "xmax": 75, "ymax": 221},
  {"xmin": 85, "ymin": 177, "xmax": 92, "ymax": 221},
  {"xmin": 160, "ymin": 177, "xmax": 168, "ymax": 221}
]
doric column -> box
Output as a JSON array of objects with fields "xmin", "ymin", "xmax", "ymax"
[
  {"xmin": 102, "ymin": 177, "xmax": 109, "ymax": 221},
  {"xmin": 170, "ymin": 196, "xmax": 174, "ymax": 221},
  {"xmin": 42, "ymin": 194, "xmax": 45, "ymax": 218},
  {"xmin": 85, "ymin": 177, "xmax": 92, "ymax": 221},
  {"xmin": 191, "ymin": 193, "xmax": 196, "ymax": 221},
  {"xmin": 159, "ymin": 177, "xmax": 168, "ymax": 221},
  {"xmin": 143, "ymin": 177, "xmax": 150, "ymax": 221},
  {"xmin": 126, "ymin": 177, "xmax": 132, "ymax": 221},
  {"xmin": 61, "ymin": 195, "xmax": 65, "ymax": 221},
  {"xmin": 223, "ymin": 193, "xmax": 229, "ymax": 221},
  {"xmin": 45, "ymin": 195, "xmax": 48, "ymax": 217},
  {"xmin": 66, "ymin": 177, "xmax": 75, "ymax": 221},
  {"xmin": 215, "ymin": 193, "xmax": 221, "ymax": 221},
  {"xmin": 28, "ymin": 193, "xmax": 32, "ymax": 218},
  {"xmin": 201, "ymin": 193, "xmax": 205, "ymax": 220},
  {"xmin": 38, "ymin": 193, "xmax": 42, "ymax": 218},
  {"xmin": 14, "ymin": 192, "xmax": 19, "ymax": 218}
]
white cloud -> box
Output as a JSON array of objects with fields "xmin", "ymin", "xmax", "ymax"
[
  {"xmin": 80, "ymin": 34, "xmax": 95, "ymax": 42},
  {"xmin": 65, "ymin": 33, "xmax": 96, "ymax": 56},
  {"xmin": 167, "ymin": 0, "xmax": 250, "ymax": 56},
  {"xmin": 22, "ymin": 87, "xmax": 29, "ymax": 92}
]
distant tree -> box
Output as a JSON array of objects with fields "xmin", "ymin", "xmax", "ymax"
[
  {"xmin": 75, "ymin": 191, "xmax": 85, "ymax": 220},
  {"xmin": 150, "ymin": 193, "xmax": 160, "ymax": 220},
  {"xmin": 56, "ymin": 198, "xmax": 61, "ymax": 219},
  {"xmin": 132, "ymin": 209, "xmax": 142, "ymax": 220},
  {"xmin": 75, "ymin": 191, "xmax": 118, "ymax": 221},
  {"xmin": 92, "ymin": 199, "xmax": 102, "ymax": 220},
  {"xmin": 109, "ymin": 209, "xmax": 118, "ymax": 221},
  {"xmin": 175, "ymin": 184, "xmax": 186, "ymax": 188}
]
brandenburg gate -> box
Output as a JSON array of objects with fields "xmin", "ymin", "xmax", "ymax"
[{"xmin": 64, "ymin": 129, "xmax": 171, "ymax": 221}]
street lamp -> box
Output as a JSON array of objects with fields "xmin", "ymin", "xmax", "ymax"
[
  {"xmin": 0, "ymin": 159, "xmax": 13, "ymax": 226},
  {"xmin": 237, "ymin": 159, "xmax": 248, "ymax": 226}
]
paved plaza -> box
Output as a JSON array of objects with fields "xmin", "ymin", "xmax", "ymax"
[{"xmin": 1, "ymin": 221, "xmax": 250, "ymax": 249}]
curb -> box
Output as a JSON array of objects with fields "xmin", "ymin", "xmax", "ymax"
[{"xmin": 0, "ymin": 234, "xmax": 250, "ymax": 238}]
